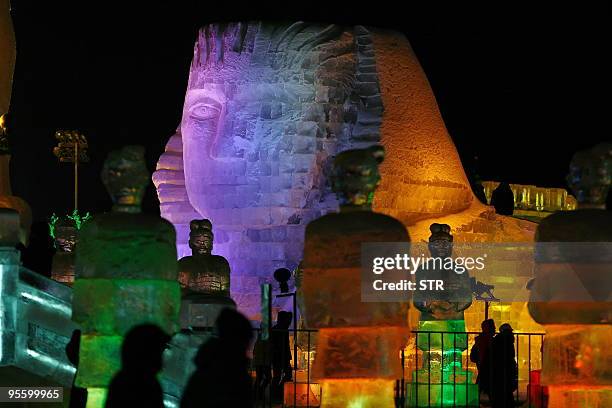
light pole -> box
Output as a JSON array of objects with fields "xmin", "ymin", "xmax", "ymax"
[{"xmin": 53, "ymin": 130, "xmax": 88, "ymax": 213}]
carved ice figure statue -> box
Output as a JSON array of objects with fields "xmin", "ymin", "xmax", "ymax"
[
  {"xmin": 528, "ymin": 143, "xmax": 612, "ymax": 408},
  {"xmin": 73, "ymin": 146, "xmax": 180, "ymax": 406},
  {"xmin": 154, "ymin": 22, "xmax": 535, "ymax": 317},
  {"xmin": 302, "ymin": 145, "xmax": 410, "ymax": 407}
]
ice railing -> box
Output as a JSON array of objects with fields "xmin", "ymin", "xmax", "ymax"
[
  {"xmin": 0, "ymin": 248, "xmax": 77, "ymax": 386},
  {"xmin": 0, "ymin": 247, "xmax": 206, "ymax": 407}
]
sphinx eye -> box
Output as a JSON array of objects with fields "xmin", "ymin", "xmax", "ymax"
[{"xmin": 189, "ymin": 104, "xmax": 221, "ymax": 120}]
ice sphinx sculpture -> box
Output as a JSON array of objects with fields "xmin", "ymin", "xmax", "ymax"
[
  {"xmin": 154, "ymin": 22, "xmax": 534, "ymax": 317},
  {"xmin": 72, "ymin": 146, "xmax": 181, "ymax": 405},
  {"xmin": 302, "ymin": 146, "xmax": 410, "ymax": 407}
]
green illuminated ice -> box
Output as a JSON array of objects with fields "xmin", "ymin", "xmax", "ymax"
[
  {"xmin": 72, "ymin": 147, "xmax": 181, "ymax": 396},
  {"xmin": 407, "ymin": 320, "xmax": 479, "ymax": 407}
]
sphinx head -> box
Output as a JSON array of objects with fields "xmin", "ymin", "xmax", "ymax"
[
  {"xmin": 155, "ymin": 22, "xmax": 482, "ymax": 315},
  {"xmin": 180, "ymin": 23, "xmax": 368, "ymax": 227}
]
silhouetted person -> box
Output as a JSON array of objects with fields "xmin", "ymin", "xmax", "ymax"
[
  {"xmin": 21, "ymin": 221, "xmax": 55, "ymax": 277},
  {"xmin": 252, "ymin": 330, "xmax": 271, "ymax": 404},
  {"xmin": 66, "ymin": 329, "xmax": 87, "ymax": 408},
  {"xmin": 470, "ymin": 319, "xmax": 495, "ymax": 400},
  {"xmin": 491, "ymin": 323, "xmax": 518, "ymax": 408},
  {"xmin": 467, "ymin": 164, "xmax": 487, "ymax": 205},
  {"xmin": 181, "ymin": 308, "xmax": 254, "ymax": 408},
  {"xmin": 473, "ymin": 183, "xmax": 488, "ymax": 204},
  {"xmin": 490, "ymin": 182, "xmax": 514, "ymax": 216},
  {"xmin": 271, "ymin": 311, "xmax": 293, "ymax": 401},
  {"xmin": 105, "ymin": 324, "xmax": 170, "ymax": 408},
  {"xmin": 606, "ymin": 188, "xmax": 612, "ymax": 210}
]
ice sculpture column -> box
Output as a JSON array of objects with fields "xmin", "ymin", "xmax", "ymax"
[
  {"xmin": 528, "ymin": 143, "xmax": 612, "ymax": 408},
  {"xmin": 72, "ymin": 146, "xmax": 181, "ymax": 407},
  {"xmin": 302, "ymin": 146, "xmax": 410, "ymax": 407}
]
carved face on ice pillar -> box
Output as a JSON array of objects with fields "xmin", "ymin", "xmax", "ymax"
[{"xmin": 163, "ymin": 23, "xmax": 375, "ymax": 315}]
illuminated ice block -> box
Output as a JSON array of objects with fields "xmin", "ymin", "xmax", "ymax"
[
  {"xmin": 312, "ymin": 327, "xmax": 408, "ymax": 380},
  {"xmin": 72, "ymin": 279, "xmax": 180, "ymax": 335},
  {"xmin": 76, "ymin": 213, "xmax": 178, "ymax": 280},
  {"xmin": 72, "ymin": 146, "xmax": 181, "ymax": 403},
  {"xmin": 75, "ymin": 335, "xmax": 122, "ymax": 388},
  {"xmin": 529, "ymin": 145, "xmax": 612, "ymax": 408},
  {"xmin": 302, "ymin": 147, "xmax": 411, "ymax": 407},
  {"xmin": 72, "ymin": 213, "xmax": 181, "ymax": 392},
  {"xmin": 320, "ymin": 379, "xmax": 395, "ymax": 408},
  {"xmin": 0, "ymin": 246, "xmax": 77, "ymax": 386},
  {"xmin": 407, "ymin": 320, "xmax": 478, "ymax": 407},
  {"xmin": 159, "ymin": 330, "xmax": 209, "ymax": 402},
  {"xmin": 528, "ymin": 213, "xmax": 612, "ymax": 407}
]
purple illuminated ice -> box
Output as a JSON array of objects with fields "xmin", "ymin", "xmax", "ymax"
[{"xmin": 154, "ymin": 23, "xmax": 384, "ymax": 316}]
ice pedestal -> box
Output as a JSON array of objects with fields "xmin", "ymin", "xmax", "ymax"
[
  {"xmin": 72, "ymin": 279, "xmax": 181, "ymax": 335},
  {"xmin": 51, "ymin": 252, "xmax": 76, "ymax": 285},
  {"xmin": 312, "ymin": 327, "xmax": 408, "ymax": 380},
  {"xmin": 72, "ymin": 211, "xmax": 181, "ymax": 401},
  {"xmin": 535, "ymin": 325, "xmax": 612, "ymax": 408},
  {"xmin": 179, "ymin": 292, "xmax": 235, "ymax": 329},
  {"xmin": 407, "ymin": 320, "xmax": 478, "ymax": 407},
  {"xmin": 320, "ymin": 379, "xmax": 395, "ymax": 408},
  {"xmin": 302, "ymin": 206, "xmax": 411, "ymax": 407},
  {"xmin": 528, "ymin": 208, "xmax": 612, "ymax": 408}
]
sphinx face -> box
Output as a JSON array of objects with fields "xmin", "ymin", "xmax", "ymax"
[
  {"xmin": 180, "ymin": 24, "xmax": 363, "ymax": 232},
  {"xmin": 182, "ymin": 80, "xmax": 332, "ymax": 225}
]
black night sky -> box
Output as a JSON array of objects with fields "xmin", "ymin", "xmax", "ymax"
[{"xmin": 5, "ymin": 2, "xmax": 610, "ymax": 221}]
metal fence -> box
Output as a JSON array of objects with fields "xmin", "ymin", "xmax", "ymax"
[
  {"xmin": 253, "ymin": 328, "xmax": 546, "ymax": 408},
  {"xmin": 405, "ymin": 330, "xmax": 546, "ymax": 408}
]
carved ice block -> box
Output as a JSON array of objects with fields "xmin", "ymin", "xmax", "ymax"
[{"xmin": 72, "ymin": 279, "xmax": 181, "ymax": 335}]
